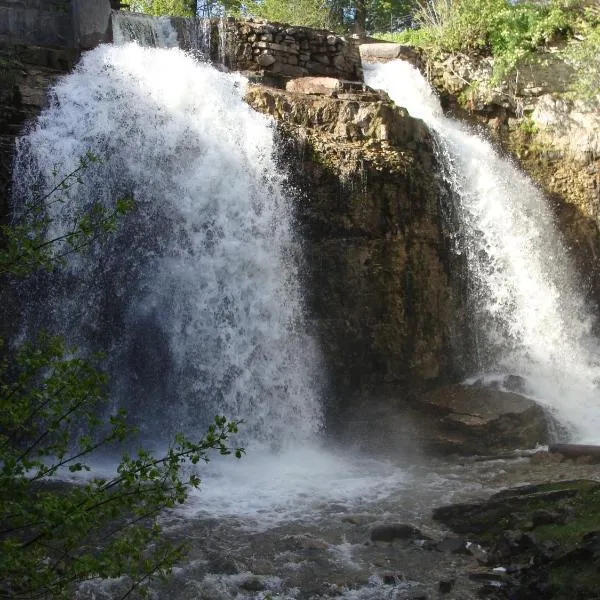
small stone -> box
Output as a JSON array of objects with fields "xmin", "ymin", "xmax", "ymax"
[
  {"xmin": 439, "ymin": 579, "xmax": 455, "ymax": 594},
  {"xmin": 370, "ymin": 523, "xmax": 423, "ymax": 542},
  {"xmin": 257, "ymin": 54, "xmax": 276, "ymax": 67},
  {"xmin": 240, "ymin": 577, "xmax": 265, "ymax": 592},
  {"xmin": 437, "ymin": 536, "xmax": 471, "ymax": 554},
  {"xmin": 383, "ymin": 573, "xmax": 404, "ymax": 585}
]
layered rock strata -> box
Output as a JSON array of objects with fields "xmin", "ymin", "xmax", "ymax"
[
  {"xmin": 417, "ymin": 46, "xmax": 600, "ymax": 312},
  {"xmin": 245, "ymin": 80, "xmax": 468, "ymax": 435}
]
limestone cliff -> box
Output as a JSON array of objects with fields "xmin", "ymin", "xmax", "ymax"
[
  {"xmin": 421, "ymin": 47, "xmax": 600, "ymax": 311},
  {"xmin": 245, "ymin": 81, "xmax": 468, "ymax": 428}
]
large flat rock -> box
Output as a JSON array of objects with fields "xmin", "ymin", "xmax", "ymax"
[
  {"xmin": 359, "ymin": 42, "xmax": 421, "ymax": 66},
  {"xmin": 413, "ymin": 383, "xmax": 554, "ymax": 455}
]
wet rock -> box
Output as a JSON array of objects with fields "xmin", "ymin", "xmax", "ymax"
[
  {"xmin": 414, "ymin": 384, "xmax": 553, "ymax": 455},
  {"xmin": 488, "ymin": 530, "xmax": 538, "ymax": 563},
  {"xmin": 370, "ymin": 523, "xmax": 424, "ymax": 542},
  {"xmin": 531, "ymin": 508, "xmax": 567, "ymax": 527},
  {"xmin": 341, "ymin": 515, "xmax": 364, "ymax": 525},
  {"xmin": 240, "ymin": 576, "xmax": 265, "ymax": 592},
  {"xmin": 438, "ymin": 578, "xmax": 455, "ymax": 593},
  {"xmin": 436, "ymin": 536, "xmax": 471, "ymax": 554},
  {"xmin": 433, "ymin": 480, "xmax": 600, "ymax": 599},
  {"xmin": 382, "ymin": 572, "xmax": 405, "ymax": 585},
  {"xmin": 281, "ymin": 533, "xmax": 329, "ymax": 550},
  {"xmin": 245, "ymin": 81, "xmax": 463, "ymax": 444}
]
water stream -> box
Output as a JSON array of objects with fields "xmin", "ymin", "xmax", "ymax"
[{"xmin": 365, "ymin": 60, "xmax": 600, "ymax": 443}]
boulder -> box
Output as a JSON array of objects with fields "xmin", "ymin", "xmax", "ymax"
[
  {"xmin": 370, "ymin": 523, "xmax": 425, "ymax": 542},
  {"xmin": 359, "ymin": 43, "xmax": 421, "ymax": 68},
  {"xmin": 285, "ymin": 76, "xmax": 343, "ymax": 96},
  {"xmin": 413, "ymin": 383, "xmax": 552, "ymax": 455}
]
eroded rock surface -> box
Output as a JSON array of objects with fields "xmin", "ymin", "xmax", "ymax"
[
  {"xmin": 245, "ymin": 81, "xmax": 468, "ymax": 430},
  {"xmin": 413, "ymin": 383, "xmax": 553, "ymax": 455},
  {"xmin": 360, "ymin": 42, "xmax": 600, "ymax": 314}
]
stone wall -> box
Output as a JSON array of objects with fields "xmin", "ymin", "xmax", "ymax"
[
  {"xmin": 0, "ymin": 0, "xmax": 111, "ymax": 49},
  {"xmin": 222, "ymin": 19, "xmax": 362, "ymax": 82}
]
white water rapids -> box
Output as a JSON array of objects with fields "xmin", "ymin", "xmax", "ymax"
[
  {"xmin": 365, "ymin": 60, "xmax": 600, "ymax": 443},
  {"xmin": 13, "ymin": 42, "xmax": 324, "ymax": 449}
]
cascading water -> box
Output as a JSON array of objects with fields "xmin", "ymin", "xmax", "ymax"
[
  {"xmin": 12, "ymin": 41, "xmax": 323, "ymax": 450},
  {"xmin": 365, "ymin": 60, "xmax": 600, "ymax": 443},
  {"xmin": 111, "ymin": 11, "xmax": 219, "ymax": 62},
  {"xmin": 111, "ymin": 11, "xmax": 179, "ymax": 48}
]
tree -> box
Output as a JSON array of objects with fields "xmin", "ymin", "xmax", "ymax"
[
  {"xmin": 0, "ymin": 156, "xmax": 243, "ymax": 599},
  {"xmin": 128, "ymin": 0, "xmax": 195, "ymax": 16}
]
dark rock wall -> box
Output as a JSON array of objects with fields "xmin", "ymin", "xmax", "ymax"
[
  {"xmin": 245, "ymin": 86, "xmax": 468, "ymax": 428},
  {"xmin": 0, "ymin": 0, "xmax": 111, "ymax": 49},
  {"xmin": 0, "ymin": 46, "xmax": 78, "ymax": 221}
]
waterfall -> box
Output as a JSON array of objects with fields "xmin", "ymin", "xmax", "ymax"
[
  {"xmin": 12, "ymin": 41, "xmax": 323, "ymax": 449},
  {"xmin": 111, "ymin": 12, "xmax": 179, "ymax": 48},
  {"xmin": 365, "ymin": 60, "xmax": 600, "ymax": 443},
  {"xmin": 111, "ymin": 11, "xmax": 218, "ymax": 62}
]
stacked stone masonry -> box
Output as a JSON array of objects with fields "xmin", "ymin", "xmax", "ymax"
[{"xmin": 221, "ymin": 19, "xmax": 362, "ymax": 82}]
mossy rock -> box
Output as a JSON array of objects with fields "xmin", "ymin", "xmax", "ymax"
[{"xmin": 434, "ymin": 480, "xmax": 600, "ymax": 599}]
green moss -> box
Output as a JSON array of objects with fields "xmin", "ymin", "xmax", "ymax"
[
  {"xmin": 519, "ymin": 116, "xmax": 539, "ymax": 135},
  {"xmin": 533, "ymin": 484, "xmax": 600, "ymax": 551},
  {"xmin": 548, "ymin": 561, "xmax": 600, "ymax": 598}
]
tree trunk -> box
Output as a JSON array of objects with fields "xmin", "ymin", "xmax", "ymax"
[
  {"xmin": 354, "ymin": 0, "xmax": 367, "ymax": 35},
  {"xmin": 549, "ymin": 443, "xmax": 600, "ymax": 460}
]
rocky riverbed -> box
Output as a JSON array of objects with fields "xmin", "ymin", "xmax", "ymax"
[{"xmin": 74, "ymin": 447, "xmax": 600, "ymax": 600}]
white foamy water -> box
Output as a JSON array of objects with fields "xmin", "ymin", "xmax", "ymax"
[
  {"xmin": 13, "ymin": 42, "xmax": 322, "ymax": 448},
  {"xmin": 181, "ymin": 445, "xmax": 411, "ymax": 526},
  {"xmin": 365, "ymin": 60, "xmax": 600, "ymax": 442}
]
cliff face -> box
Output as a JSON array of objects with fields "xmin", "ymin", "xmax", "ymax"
[
  {"xmin": 0, "ymin": 46, "xmax": 78, "ymax": 220},
  {"xmin": 245, "ymin": 82, "xmax": 467, "ymax": 424},
  {"xmin": 420, "ymin": 48, "xmax": 600, "ymax": 311}
]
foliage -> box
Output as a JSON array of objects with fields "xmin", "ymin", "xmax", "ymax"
[
  {"xmin": 128, "ymin": 0, "xmax": 195, "ymax": 16},
  {"xmin": 0, "ymin": 158, "xmax": 243, "ymax": 599},
  {"xmin": 564, "ymin": 4, "xmax": 600, "ymax": 99},
  {"xmin": 381, "ymin": 0, "xmax": 597, "ymax": 84},
  {"xmin": 129, "ymin": 0, "xmax": 244, "ymax": 17},
  {"xmin": 129, "ymin": 0, "xmax": 416, "ymax": 32},
  {"xmin": 244, "ymin": 0, "xmax": 337, "ymax": 29}
]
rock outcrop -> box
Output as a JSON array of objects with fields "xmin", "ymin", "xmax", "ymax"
[
  {"xmin": 0, "ymin": 45, "xmax": 78, "ymax": 220},
  {"xmin": 433, "ymin": 479, "xmax": 600, "ymax": 599},
  {"xmin": 413, "ymin": 383, "xmax": 553, "ymax": 455},
  {"xmin": 245, "ymin": 80, "xmax": 468, "ymax": 431},
  {"xmin": 423, "ymin": 48, "xmax": 600, "ymax": 312}
]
